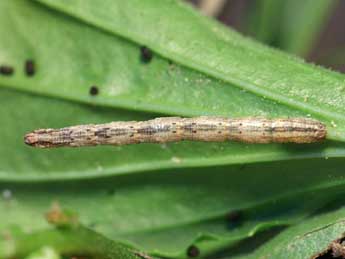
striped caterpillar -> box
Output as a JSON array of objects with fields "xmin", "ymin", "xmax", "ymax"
[{"xmin": 24, "ymin": 117, "xmax": 327, "ymax": 148}]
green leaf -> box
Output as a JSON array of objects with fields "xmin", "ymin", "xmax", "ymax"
[
  {"xmin": 2, "ymin": 87, "xmax": 345, "ymax": 257},
  {"xmin": 2, "ymin": 172, "xmax": 345, "ymax": 258},
  {"xmin": 1, "ymin": 0, "xmax": 345, "ymax": 258},
  {"xmin": 1, "ymin": 1, "xmax": 345, "ymax": 182},
  {"xmin": 231, "ymin": 206, "xmax": 345, "ymax": 259},
  {"xmin": 30, "ymin": 0, "xmax": 345, "ymax": 141}
]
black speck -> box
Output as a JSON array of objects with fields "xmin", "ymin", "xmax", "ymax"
[
  {"xmin": 187, "ymin": 245, "xmax": 200, "ymax": 258},
  {"xmin": 89, "ymin": 86, "xmax": 99, "ymax": 96},
  {"xmin": 0, "ymin": 65, "xmax": 14, "ymax": 76},
  {"xmin": 172, "ymin": 131, "xmax": 177, "ymax": 134},
  {"xmin": 192, "ymin": 130, "xmax": 197, "ymax": 133},
  {"xmin": 140, "ymin": 46, "xmax": 153, "ymax": 63},
  {"xmin": 226, "ymin": 210, "xmax": 242, "ymax": 223},
  {"xmin": 218, "ymin": 131, "xmax": 222, "ymax": 134},
  {"xmin": 25, "ymin": 60, "xmax": 35, "ymax": 76},
  {"xmin": 130, "ymin": 134, "xmax": 134, "ymax": 137}
]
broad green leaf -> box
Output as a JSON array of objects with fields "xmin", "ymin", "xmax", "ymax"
[
  {"xmin": 231, "ymin": 206, "xmax": 345, "ymax": 259},
  {"xmin": 1, "ymin": 0, "xmax": 345, "ymax": 258},
  {"xmin": 3, "ymin": 87, "xmax": 345, "ymax": 181},
  {"xmin": 1, "ymin": 1, "xmax": 345, "ymax": 181},
  {"xmin": 33, "ymin": 0, "xmax": 345, "ymax": 141},
  {"xmin": 1, "ymin": 88, "xmax": 345, "ymax": 257},
  {"xmin": 1, "ymin": 87, "xmax": 345, "ymax": 257},
  {"xmin": 2, "ymin": 170, "xmax": 345, "ymax": 258}
]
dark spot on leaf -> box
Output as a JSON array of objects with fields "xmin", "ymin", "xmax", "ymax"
[
  {"xmin": 312, "ymin": 235, "xmax": 345, "ymax": 258},
  {"xmin": 0, "ymin": 65, "xmax": 14, "ymax": 76},
  {"xmin": 226, "ymin": 210, "xmax": 242, "ymax": 221},
  {"xmin": 187, "ymin": 245, "xmax": 200, "ymax": 257},
  {"xmin": 25, "ymin": 60, "xmax": 35, "ymax": 76},
  {"xmin": 226, "ymin": 210, "xmax": 243, "ymax": 228},
  {"xmin": 140, "ymin": 46, "xmax": 153, "ymax": 63},
  {"xmin": 89, "ymin": 86, "xmax": 99, "ymax": 96}
]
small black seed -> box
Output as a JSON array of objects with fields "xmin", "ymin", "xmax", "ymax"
[
  {"xmin": 140, "ymin": 46, "xmax": 153, "ymax": 63},
  {"xmin": 187, "ymin": 245, "xmax": 200, "ymax": 258},
  {"xmin": 25, "ymin": 60, "xmax": 35, "ymax": 76},
  {"xmin": 89, "ymin": 86, "xmax": 99, "ymax": 96},
  {"xmin": 0, "ymin": 65, "xmax": 14, "ymax": 76}
]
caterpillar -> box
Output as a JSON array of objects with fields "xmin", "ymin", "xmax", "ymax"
[{"xmin": 24, "ymin": 117, "xmax": 327, "ymax": 148}]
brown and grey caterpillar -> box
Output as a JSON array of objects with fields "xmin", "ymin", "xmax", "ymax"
[{"xmin": 24, "ymin": 117, "xmax": 327, "ymax": 148}]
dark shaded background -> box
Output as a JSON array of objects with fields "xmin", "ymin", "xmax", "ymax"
[{"xmin": 187, "ymin": 0, "xmax": 345, "ymax": 72}]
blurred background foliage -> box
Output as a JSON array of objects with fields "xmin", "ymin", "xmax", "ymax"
[{"xmin": 188, "ymin": 0, "xmax": 345, "ymax": 72}]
